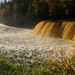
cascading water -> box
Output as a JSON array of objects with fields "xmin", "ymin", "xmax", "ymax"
[
  {"xmin": 33, "ymin": 21, "xmax": 75, "ymax": 41},
  {"xmin": 0, "ymin": 23, "xmax": 75, "ymax": 62}
]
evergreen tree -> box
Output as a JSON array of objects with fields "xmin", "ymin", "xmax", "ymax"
[
  {"xmin": 4, "ymin": 0, "xmax": 7, "ymax": 4},
  {"xmin": 0, "ymin": 2, "xmax": 4, "ymax": 9}
]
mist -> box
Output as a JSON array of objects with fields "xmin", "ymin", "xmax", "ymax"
[
  {"xmin": 0, "ymin": 0, "xmax": 75, "ymax": 63},
  {"xmin": 0, "ymin": 23, "xmax": 75, "ymax": 63}
]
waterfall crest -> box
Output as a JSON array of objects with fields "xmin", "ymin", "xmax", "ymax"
[{"xmin": 33, "ymin": 21, "xmax": 75, "ymax": 41}]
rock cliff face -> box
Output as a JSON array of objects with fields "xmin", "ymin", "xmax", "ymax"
[{"xmin": 33, "ymin": 21, "xmax": 75, "ymax": 41}]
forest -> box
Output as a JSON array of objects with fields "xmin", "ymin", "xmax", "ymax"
[
  {"xmin": 0, "ymin": 0, "xmax": 75, "ymax": 27},
  {"xmin": 0, "ymin": 0, "xmax": 75, "ymax": 75}
]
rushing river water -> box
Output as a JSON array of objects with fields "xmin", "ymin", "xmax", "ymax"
[{"xmin": 0, "ymin": 23, "xmax": 75, "ymax": 63}]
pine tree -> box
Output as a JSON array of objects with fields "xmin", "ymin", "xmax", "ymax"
[{"xmin": 4, "ymin": 0, "xmax": 7, "ymax": 4}]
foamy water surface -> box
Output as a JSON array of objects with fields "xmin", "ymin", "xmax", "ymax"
[{"xmin": 0, "ymin": 23, "xmax": 75, "ymax": 63}]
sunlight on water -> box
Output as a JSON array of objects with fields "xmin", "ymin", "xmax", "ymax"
[
  {"xmin": 33, "ymin": 21, "xmax": 75, "ymax": 41},
  {"xmin": 0, "ymin": 23, "xmax": 75, "ymax": 62}
]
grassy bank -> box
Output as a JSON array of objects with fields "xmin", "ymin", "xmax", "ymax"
[{"xmin": 0, "ymin": 54, "xmax": 75, "ymax": 75}]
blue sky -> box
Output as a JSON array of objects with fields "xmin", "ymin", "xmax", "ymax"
[{"xmin": 0, "ymin": 0, "xmax": 10, "ymax": 3}]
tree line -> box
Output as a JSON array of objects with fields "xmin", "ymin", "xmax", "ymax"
[{"xmin": 0, "ymin": 0, "xmax": 75, "ymax": 27}]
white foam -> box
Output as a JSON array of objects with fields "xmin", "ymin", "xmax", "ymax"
[{"xmin": 0, "ymin": 23, "xmax": 75, "ymax": 62}]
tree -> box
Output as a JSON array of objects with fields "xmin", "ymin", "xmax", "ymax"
[
  {"xmin": 4, "ymin": 0, "xmax": 7, "ymax": 4},
  {"xmin": 32, "ymin": 0, "xmax": 49, "ymax": 20},
  {"xmin": 0, "ymin": 2, "xmax": 4, "ymax": 9}
]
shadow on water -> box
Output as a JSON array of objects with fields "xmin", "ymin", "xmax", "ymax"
[
  {"xmin": 0, "ymin": 14, "xmax": 75, "ymax": 29},
  {"xmin": 0, "ymin": 15, "xmax": 39, "ymax": 29}
]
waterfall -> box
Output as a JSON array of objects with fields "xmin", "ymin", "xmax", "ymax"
[{"xmin": 33, "ymin": 21, "xmax": 75, "ymax": 41}]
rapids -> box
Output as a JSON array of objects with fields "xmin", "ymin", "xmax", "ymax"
[{"xmin": 0, "ymin": 23, "xmax": 75, "ymax": 62}]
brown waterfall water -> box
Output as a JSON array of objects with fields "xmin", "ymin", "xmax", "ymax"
[
  {"xmin": 0, "ymin": 23, "xmax": 75, "ymax": 62},
  {"xmin": 33, "ymin": 21, "xmax": 75, "ymax": 41}
]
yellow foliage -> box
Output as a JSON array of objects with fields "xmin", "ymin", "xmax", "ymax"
[{"xmin": 46, "ymin": 56, "xmax": 75, "ymax": 73}]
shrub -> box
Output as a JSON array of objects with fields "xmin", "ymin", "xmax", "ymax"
[{"xmin": 0, "ymin": 54, "xmax": 75, "ymax": 75}]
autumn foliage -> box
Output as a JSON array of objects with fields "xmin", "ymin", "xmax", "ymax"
[{"xmin": 0, "ymin": 0, "xmax": 75, "ymax": 27}]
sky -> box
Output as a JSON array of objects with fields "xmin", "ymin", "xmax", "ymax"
[{"xmin": 0, "ymin": 0, "xmax": 10, "ymax": 3}]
